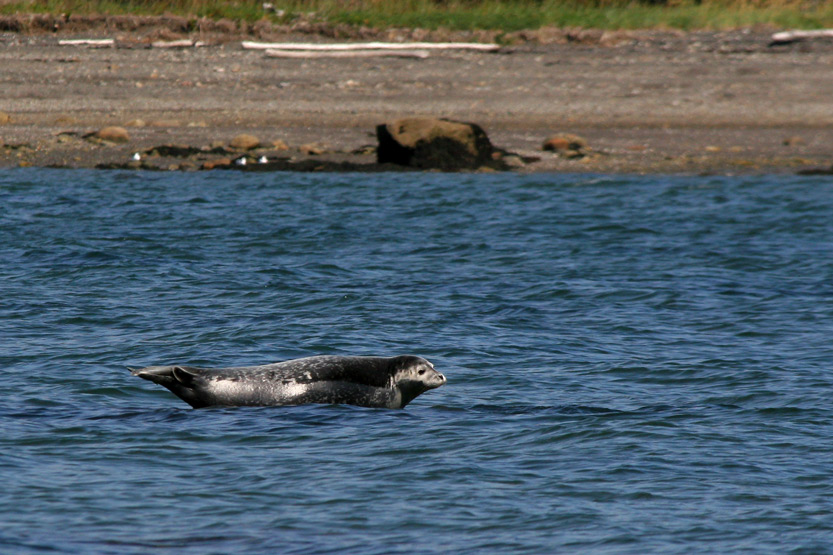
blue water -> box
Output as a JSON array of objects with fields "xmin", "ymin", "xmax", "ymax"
[{"xmin": 2, "ymin": 169, "xmax": 833, "ymax": 553}]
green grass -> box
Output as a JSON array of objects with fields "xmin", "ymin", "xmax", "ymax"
[{"xmin": 2, "ymin": 0, "xmax": 833, "ymax": 31}]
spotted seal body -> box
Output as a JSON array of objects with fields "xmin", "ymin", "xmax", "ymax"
[{"xmin": 130, "ymin": 355, "xmax": 445, "ymax": 409}]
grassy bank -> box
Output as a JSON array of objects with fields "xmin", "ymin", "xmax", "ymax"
[{"xmin": 2, "ymin": 0, "xmax": 832, "ymax": 30}]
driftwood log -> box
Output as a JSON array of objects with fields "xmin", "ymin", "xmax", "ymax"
[
  {"xmin": 151, "ymin": 39, "xmax": 207, "ymax": 48},
  {"xmin": 58, "ymin": 39, "xmax": 114, "ymax": 47},
  {"xmin": 265, "ymin": 49, "xmax": 430, "ymax": 59},
  {"xmin": 242, "ymin": 41, "xmax": 500, "ymax": 52},
  {"xmin": 771, "ymin": 29, "xmax": 833, "ymax": 44}
]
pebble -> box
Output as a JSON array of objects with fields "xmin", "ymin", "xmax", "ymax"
[
  {"xmin": 202, "ymin": 158, "xmax": 232, "ymax": 170},
  {"xmin": 92, "ymin": 126, "xmax": 130, "ymax": 143},
  {"xmin": 229, "ymin": 134, "xmax": 261, "ymax": 150},
  {"xmin": 542, "ymin": 133, "xmax": 587, "ymax": 152},
  {"xmin": 542, "ymin": 133, "xmax": 590, "ymax": 159},
  {"xmin": 149, "ymin": 119, "xmax": 181, "ymax": 128},
  {"xmin": 54, "ymin": 114, "xmax": 78, "ymax": 125},
  {"xmin": 300, "ymin": 143, "xmax": 325, "ymax": 155}
]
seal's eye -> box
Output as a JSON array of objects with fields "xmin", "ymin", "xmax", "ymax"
[{"xmin": 418, "ymin": 369, "xmax": 426, "ymax": 375}]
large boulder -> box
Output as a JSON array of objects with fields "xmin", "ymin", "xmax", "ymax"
[{"xmin": 377, "ymin": 117, "xmax": 496, "ymax": 170}]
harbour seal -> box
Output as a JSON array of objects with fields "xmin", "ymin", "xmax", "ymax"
[{"xmin": 130, "ymin": 355, "xmax": 445, "ymax": 409}]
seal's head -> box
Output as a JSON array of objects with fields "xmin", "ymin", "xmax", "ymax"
[{"xmin": 390, "ymin": 355, "xmax": 446, "ymax": 407}]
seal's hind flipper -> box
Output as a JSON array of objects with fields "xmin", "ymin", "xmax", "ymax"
[
  {"xmin": 130, "ymin": 365, "xmax": 177, "ymax": 385},
  {"xmin": 172, "ymin": 366, "xmax": 199, "ymax": 386},
  {"xmin": 129, "ymin": 365, "xmax": 206, "ymax": 408}
]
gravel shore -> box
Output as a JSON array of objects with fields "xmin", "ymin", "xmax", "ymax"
[{"xmin": 1, "ymin": 24, "xmax": 832, "ymax": 173}]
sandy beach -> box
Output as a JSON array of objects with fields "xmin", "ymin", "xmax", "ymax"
[{"xmin": 1, "ymin": 23, "xmax": 832, "ymax": 173}]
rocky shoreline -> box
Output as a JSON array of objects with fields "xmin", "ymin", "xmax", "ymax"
[{"xmin": 1, "ymin": 21, "xmax": 832, "ymax": 174}]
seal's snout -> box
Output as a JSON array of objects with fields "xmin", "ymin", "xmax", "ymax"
[{"xmin": 428, "ymin": 371, "xmax": 446, "ymax": 388}]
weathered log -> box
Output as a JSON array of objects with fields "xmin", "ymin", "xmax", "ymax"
[
  {"xmin": 243, "ymin": 40, "xmax": 499, "ymax": 52},
  {"xmin": 771, "ymin": 29, "xmax": 833, "ymax": 44},
  {"xmin": 58, "ymin": 39, "xmax": 114, "ymax": 47},
  {"xmin": 265, "ymin": 49, "xmax": 429, "ymax": 59},
  {"xmin": 151, "ymin": 39, "xmax": 206, "ymax": 48}
]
